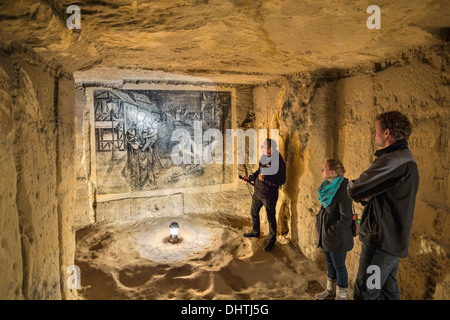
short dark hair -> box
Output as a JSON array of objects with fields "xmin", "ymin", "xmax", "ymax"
[{"xmin": 376, "ymin": 111, "xmax": 412, "ymax": 140}]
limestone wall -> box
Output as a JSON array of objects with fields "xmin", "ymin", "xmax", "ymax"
[
  {"xmin": 0, "ymin": 44, "xmax": 76, "ymax": 300},
  {"xmin": 254, "ymin": 44, "xmax": 449, "ymax": 299}
]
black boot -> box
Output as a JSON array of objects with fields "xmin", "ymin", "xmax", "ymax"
[
  {"xmin": 243, "ymin": 230, "xmax": 260, "ymax": 238},
  {"xmin": 263, "ymin": 240, "xmax": 275, "ymax": 252}
]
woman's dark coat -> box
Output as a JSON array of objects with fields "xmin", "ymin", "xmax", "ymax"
[{"xmin": 316, "ymin": 178, "xmax": 354, "ymax": 253}]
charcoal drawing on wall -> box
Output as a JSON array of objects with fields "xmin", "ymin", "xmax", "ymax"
[{"xmin": 93, "ymin": 89, "xmax": 233, "ymax": 195}]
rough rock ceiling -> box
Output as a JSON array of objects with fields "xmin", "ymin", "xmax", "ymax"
[{"xmin": 0, "ymin": 0, "xmax": 448, "ymax": 83}]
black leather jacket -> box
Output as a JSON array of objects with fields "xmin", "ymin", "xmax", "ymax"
[{"xmin": 347, "ymin": 139, "xmax": 419, "ymax": 258}]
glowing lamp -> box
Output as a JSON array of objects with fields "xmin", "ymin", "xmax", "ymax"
[{"xmin": 169, "ymin": 222, "xmax": 179, "ymax": 243}]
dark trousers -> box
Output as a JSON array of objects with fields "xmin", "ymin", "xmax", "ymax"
[
  {"xmin": 250, "ymin": 193, "xmax": 278, "ymax": 243},
  {"xmin": 323, "ymin": 250, "xmax": 348, "ymax": 288},
  {"xmin": 353, "ymin": 244, "xmax": 400, "ymax": 300}
]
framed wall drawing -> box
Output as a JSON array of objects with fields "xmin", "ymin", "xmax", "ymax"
[{"xmin": 89, "ymin": 85, "xmax": 236, "ymax": 198}]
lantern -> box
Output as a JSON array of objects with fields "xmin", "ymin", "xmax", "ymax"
[{"xmin": 169, "ymin": 222, "xmax": 179, "ymax": 243}]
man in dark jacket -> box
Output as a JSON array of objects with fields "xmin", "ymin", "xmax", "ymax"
[
  {"xmin": 242, "ymin": 138, "xmax": 286, "ymax": 252},
  {"xmin": 347, "ymin": 111, "xmax": 419, "ymax": 300}
]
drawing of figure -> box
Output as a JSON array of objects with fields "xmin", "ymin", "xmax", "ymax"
[
  {"xmin": 123, "ymin": 110, "xmax": 162, "ymax": 190},
  {"xmin": 176, "ymin": 135, "xmax": 195, "ymax": 162}
]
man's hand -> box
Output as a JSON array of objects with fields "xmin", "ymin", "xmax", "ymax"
[
  {"xmin": 243, "ymin": 176, "xmax": 250, "ymax": 184},
  {"xmin": 258, "ymin": 174, "xmax": 265, "ymax": 181}
]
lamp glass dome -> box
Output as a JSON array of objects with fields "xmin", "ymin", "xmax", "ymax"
[{"xmin": 169, "ymin": 222, "xmax": 179, "ymax": 238}]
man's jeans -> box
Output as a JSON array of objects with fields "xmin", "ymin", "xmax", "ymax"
[
  {"xmin": 250, "ymin": 194, "xmax": 277, "ymax": 243},
  {"xmin": 353, "ymin": 244, "xmax": 400, "ymax": 300}
]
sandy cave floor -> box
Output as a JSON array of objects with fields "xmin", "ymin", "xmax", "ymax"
[{"xmin": 75, "ymin": 214, "xmax": 332, "ymax": 300}]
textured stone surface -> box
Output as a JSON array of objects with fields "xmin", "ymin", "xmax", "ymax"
[
  {"xmin": 0, "ymin": 44, "xmax": 76, "ymax": 299},
  {"xmin": 0, "ymin": 0, "xmax": 448, "ymax": 81},
  {"xmin": 0, "ymin": 58, "xmax": 23, "ymax": 300}
]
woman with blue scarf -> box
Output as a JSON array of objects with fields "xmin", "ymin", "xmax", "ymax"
[{"xmin": 315, "ymin": 159, "xmax": 354, "ymax": 300}]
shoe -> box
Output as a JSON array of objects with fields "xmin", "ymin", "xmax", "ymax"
[
  {"xmin": 335, "ymin": 285, "xmax": 348, "ymax": 300},
  {"xmin": 263, "ymin": 241, "xmax": 275, "ymax": 252},
  {"xmin": 315, "ymin": 277, "xmax": 336, "ymax": 300},
  {"xmin": 243, "ymin": 230, "xmax": 260, "ymax": 238}
]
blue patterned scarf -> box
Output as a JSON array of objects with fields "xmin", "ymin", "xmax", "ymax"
[{"xmin": 317, "ymin": 176, "xmax": 344, "ymax": 208}]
